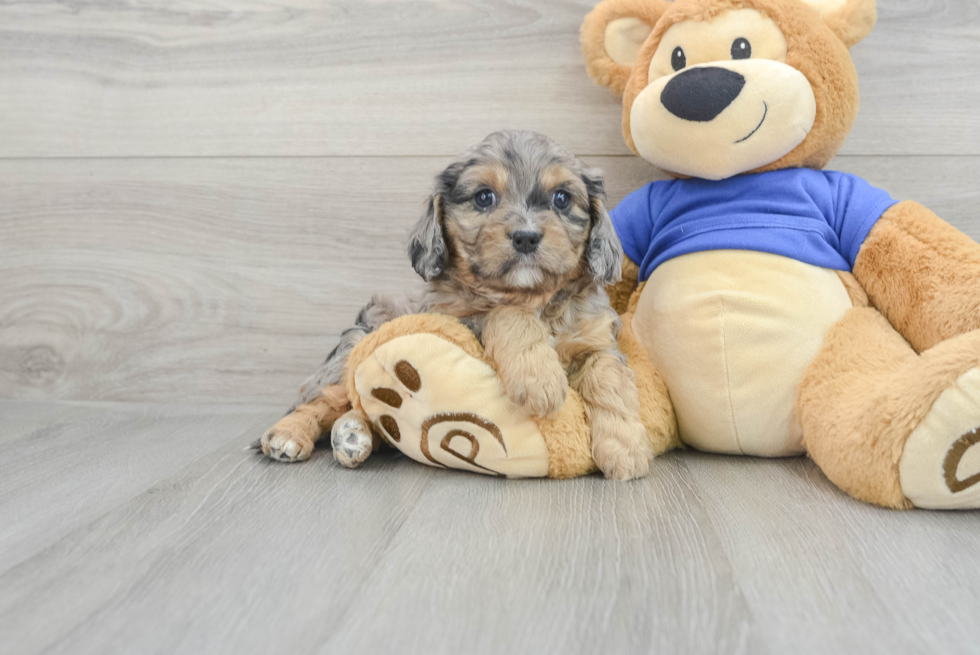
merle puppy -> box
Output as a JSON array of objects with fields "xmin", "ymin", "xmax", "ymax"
[{"xmin": 257, "ymin": 130, "xmax": 653, "ymax": 480}]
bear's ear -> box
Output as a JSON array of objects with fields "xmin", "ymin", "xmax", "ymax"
[
  {"xmin": 581, "ymin": 0, "xmax": 670, "ymax": 96},
  {"xmin": 799, "ymin": 0, "xmax": 877, "ymax": 48}
]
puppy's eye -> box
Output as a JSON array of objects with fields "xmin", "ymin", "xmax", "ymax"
[
  {"xmin": 552, "ymin": 190, "xmax": 571, "ymax": 211},
  {"xmin": 671, "ymin": 46, "xmax": 686, "ymax": 72},
  {"xmin": 474, "ymin": 188, "xmax": 496, "ymax": 210},
  {"xmin": 731, "ymin": 38, "xmax": 751, "ymax": 60}
]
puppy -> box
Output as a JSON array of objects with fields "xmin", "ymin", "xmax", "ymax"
[{"xmin": 257, "ymin": 130, "xmax": 653, "ymax": 480}]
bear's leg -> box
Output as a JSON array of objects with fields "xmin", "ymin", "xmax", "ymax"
[
  {"xmin": 617, "ymin": 309, "xmax": 680, "ymax": 456},
  {"xmin": 799, "ymin": 307, "xmax": 980, "ymax": 509}
]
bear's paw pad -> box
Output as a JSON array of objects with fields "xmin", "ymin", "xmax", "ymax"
[
  {"xmin": 901, "ymin": 366, "xmax": 980, "ymax": 509},
  {"xmin": 353, "ymin": 333, "xmax": 551, "ymax": 478}
]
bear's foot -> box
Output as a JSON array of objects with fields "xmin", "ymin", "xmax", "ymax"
[
  {"xmin": 352, "ymin": 332, "xmax": 553, "ymax": 478},
  {"xmin": 901, "ymin": 367, "xmax": 980, "ymax": 509}
]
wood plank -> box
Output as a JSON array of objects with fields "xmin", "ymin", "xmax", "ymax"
[
  {"xmin": 0, "ymin": 156, "xmax": 439, "ymax": 406},
  {"xmin": 0, "ymin": 424, "xmax": 763, "ymax": 655},
  {"xmin": 685, "ymin": 454, "xmax": 980, "ymax": 654},
  {"xmin": 0, "ymin": 425, "xmax": 438, "ymax": 655},
  {"xmin": 1, "ymin": 411, "xmax": 975, "ymax": 655},
  {"xmin": 0, "ymin": 0, "xmax": 976, "ymax": 158},
  {"xmin": 321, "ymin": 454, "xmax": 761, "ymax": 654},
  {"xmin": 0, "ymin": 401, "xmax": 100, "ymax": 443},
  {"xmin": 2, "ymin": 155, "xmax": 978, "ymax": 405},
  {"xmin": 0, "ymin": 402, "xmax": 277, "ymax": 575}
]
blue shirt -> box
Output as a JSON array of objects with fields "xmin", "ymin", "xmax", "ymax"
[{"xmin": 610, "ymin": 169, "xmax": 898, "ymax": 282}]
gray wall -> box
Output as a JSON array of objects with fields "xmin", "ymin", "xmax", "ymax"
[{"xmin": 2, "ymin": 0, "xmax": 978, "ymax": 405}]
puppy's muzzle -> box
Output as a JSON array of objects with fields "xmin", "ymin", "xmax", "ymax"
[
  {"xmin": 511, "ymin": 230, "xmax": 543, "ymax": 254},
  {"xmin": 661, "ymin": 67, "xmax": 746, "ymax": 122}
]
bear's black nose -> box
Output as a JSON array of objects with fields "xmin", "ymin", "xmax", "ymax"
[
  {"xmin": 660, "ymin": 67, "xmax": 746, "ymax": 122},
  {"xmin": 511, "ymin": 231, "xmax": 543, "ymax": 254}
]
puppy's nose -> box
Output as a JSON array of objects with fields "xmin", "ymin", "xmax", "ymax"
[
  {"xmin": 661, "ymin": 67, "xmax": 745, "ymax": 122},
  {"xmin": 511, "ymin": 230, "xmax": 543, "ymax": 254}
]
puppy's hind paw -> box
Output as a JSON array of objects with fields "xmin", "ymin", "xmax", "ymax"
[
  {"xmin": 259, "ymin": 428, "xmax": 314, "ymax": 463},
  {"xmin": 331, "ymin": 412, "xmax": 374, "ymax": 469}
]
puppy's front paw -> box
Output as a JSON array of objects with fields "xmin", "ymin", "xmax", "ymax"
[
  {"xmin": 331, "ymin": 412, "xmax": 374, "ymax": 469},
  {"xmin": 591, "ymin": 418, "xmax": 653, "ymax": 481},
  {"xmin": 502, "ymin": 350, "xmax": 568, "ymax": 417},
  {"xmin": 260, "ymin": 427, "xmax": 314, "ymax": 463}
]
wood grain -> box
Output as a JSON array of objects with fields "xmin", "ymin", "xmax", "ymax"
[
  {"xmin": 0, "ymin": 401, "xmax": 277, "ymax": 574},
  {"xmin": 0, "ymin": 411, "xmax": 752, "ymax": 655},
  {"xmin": 0, "ymin": 0, "xmax": 977, "ymax": 158},
  {"xmin": 322, "ymin": 455, "xmax": 760, "ymax": 655},
  {"xmin": 1, "ymin": 1, "xmax": 979, "ymax": 654},
  {"xmin": 1, "ymin": 404, "xmax": 977, "ymax": 655},
  {"xmin": 686, "ymin": 455, "xmax": 980, "ymax": 654},
  {"xmin": 0, "ymin": 400, "xmax": 98, "ymax": 443},
  {"xmin": 2, "ymin": 155, "xmax": 978, "ymax": 405},
  {"xmin": 0, "ymin": 413, "xmax": 438, "ymax": 655}
]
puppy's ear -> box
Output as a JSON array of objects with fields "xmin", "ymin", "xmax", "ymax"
[
  {"xmin": 407, "ymin": 193, "xmax": 448, "ymax": 282},
  {"xmin": 582, "ymin": 168, "xmax": 623, "ymax": 286}
]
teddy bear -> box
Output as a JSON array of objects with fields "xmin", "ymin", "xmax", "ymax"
[
  {"xmin": 578, "ymin": 0, "xmax": 980, "ymax": 509},
  {"xmin": 338, "ymin": 0, "xmax": 980, "ymax": 510}
]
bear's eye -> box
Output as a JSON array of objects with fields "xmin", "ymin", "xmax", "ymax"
[
  {"xmin": 552, "ymin": 190, "xmax": 571, "ymax": 211},
  {"xmin": 671, "ymin": 46, "xmax": 686, "ymax": 72},
  {"xmin": 474, "ymin": 188, "xmax": 496, "ymax": 210},
  {"xmin": 731, "ymin": 38, "xmax": 751, "ymax": 60}
]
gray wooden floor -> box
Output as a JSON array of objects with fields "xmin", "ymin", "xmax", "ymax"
[{"xmin": 2, "ymin": 1, "xmax": 979, "ymax": 653}]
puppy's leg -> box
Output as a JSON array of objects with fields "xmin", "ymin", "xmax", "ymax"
[
  {"xmin": 330, "ymin": 409, "xmax": 381, "ymax": 469},
  {"xmin": 261, "ymin": 385, "xmax": 349, "ymax": 462},
  {"xmin": 482, "ymin": 305, "xmax": 568, "ymax": 417},
  {"xmin": 571, "ymin": 350, "xmax": 653, "ymax": 480},
  {"xmin": 259, "ymin": 292, "xmax": 424, "ymax": 463},
  {"xmin": 257, "ymin": 318, "xmax": 364, "ymax": 464}
]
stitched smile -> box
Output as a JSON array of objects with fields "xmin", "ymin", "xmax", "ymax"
[{"xmin": 735, "ymin": 102, "xmax": 768, "ymax": 144}]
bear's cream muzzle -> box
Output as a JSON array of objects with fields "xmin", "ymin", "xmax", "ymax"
[{"xmin": 630, "ymin": 58, "xmax": 817, "ymax": 180}]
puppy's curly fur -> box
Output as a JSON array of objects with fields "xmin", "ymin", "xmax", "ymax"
[{"xmin": 258, "ymin": 130, "xmax": 652, "ymax": 480}]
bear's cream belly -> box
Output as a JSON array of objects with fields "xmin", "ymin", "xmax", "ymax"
[{"xmin": 633, "ymin": 250, "xmax": 854, "ymax": 456}]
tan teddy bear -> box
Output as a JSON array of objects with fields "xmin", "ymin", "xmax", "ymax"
[
  {"xmin": 333, "ymin": 0, "xmax": 980, "ymax": 511},
  {"xmin": 581, "ymin": 0, "xmax": 980, "ymax": 509}
]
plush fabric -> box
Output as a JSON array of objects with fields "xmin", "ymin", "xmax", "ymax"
[
  {"xmin": 628, "ymin": 10, "xmax": 817, "ymax": 180},
  {"xmin": 617, "ymin": 308, "xmax": 681, "ymax": 455},
  {"xmin": 342, "ymin": 308, "xmax": 679, "ymax": 479},
  {"xmin": 854, "ymin": 201, "xmax": 980, "ymax": 353},
  {"xmin": 611, "ymin": 169, "xmax": 897, "ymax": 280},
  {"xmin": 799, "ymin": 309, "xmax": 980, "ymax": 509},
  {"xmin": 341, "ymin": 0, "xmax": 980, "ymax": 508},
  {"xmin": 577, "ymin": 0, "xmax": 980, "ymax": 509},
  {"xmin": 346, "ymin": 314, "xmax": 598, "ymax": 479},
  {"xmin": 607, "ymin": 256, "xmax": 641, "ymax": 315},
  {"xmin": 901, "ymin": 367, "xmax": 980, "ymax": 509},
  {"xmin": 611, "ymin": 0, "xmax": 860, "ymax": 175},
  {"xmin": 634, "ymin": 250, "xmax": 852, "ymax": 456},
  {"xmin": 581, "ymin": 0, "xmax": 671, "ymax": 95},
  {"xmin": 354, "ymin": 331, "xmax": 552, "ymax": 478}
]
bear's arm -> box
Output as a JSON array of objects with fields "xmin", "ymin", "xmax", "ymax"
[
  {"xmin": 853, "ymin": 200, "xmax": 980, "ymax": 352},
  {"xmin": 606, "ymin": 255, "xmax": 641, "ymax": 315}
]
